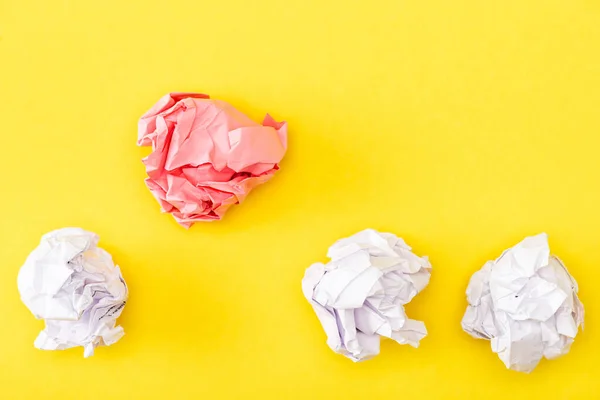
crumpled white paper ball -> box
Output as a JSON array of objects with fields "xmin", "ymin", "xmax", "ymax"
[
  {"xmin": 461, "ymin": 233, "xmax": 584, "ymax": 372},
  {"xmin": 17, "ymin": 228, "xmax": 128, "ymax": 358},
  {"xmin": 302, "ymin": 229, "xmax": 432, "ymax": 361}
]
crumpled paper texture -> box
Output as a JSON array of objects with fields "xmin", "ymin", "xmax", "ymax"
[
  {"xmin": 137, "ymin": 92, "xmax": 288, "ymax": 228},
  {"xmin": 302, "ymin": 229, "xmax": 432, "ymax": 361},
  {"xmin": 461, "ymin": 233, "xmax": 584, "ymax": 372},
  {"xmin": 17, "ymin": 228, "xmax": 128, "ymax": 358}
]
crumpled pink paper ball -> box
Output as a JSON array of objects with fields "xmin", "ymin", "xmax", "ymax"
[{"xmin": 137, "ymin": 93, "xmax": 288, "ymax": 227}]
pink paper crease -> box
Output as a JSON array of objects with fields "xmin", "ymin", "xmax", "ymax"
[{"xmin": 137, "ymin": 93, "xmax": 288, "ymax": 227}]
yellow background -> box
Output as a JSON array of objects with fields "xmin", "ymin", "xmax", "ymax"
[{"xmin": 1, "ymin": 0, "xmax": 599, "ymax": 398}]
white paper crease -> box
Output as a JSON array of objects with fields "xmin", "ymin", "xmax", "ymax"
[
  {"xmin": 461, "ymin": 233, "xmax": 584, "ymax": 372},
  {"xmin": 17, "ymin": 228, "xmax": 128, "ymax": 357},
  {"xmin": 302, "ymin": 229, "xmax": 432, "ymax": 361}
]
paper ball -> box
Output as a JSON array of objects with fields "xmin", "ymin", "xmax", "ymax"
[
  {"xmin": 17, "ymin": 228, "xmax": 128, "ymax": 358},
  {"xmin": 461, "ymin": 233, "xmax": 584, "ymax": 372},
  {"xmin": 137, "ymin": 92, "xmax": 288, "ymax": 228},
  {"xmin": 302, "ymin": 229, "xmax": 432, "ymax": 361}
]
